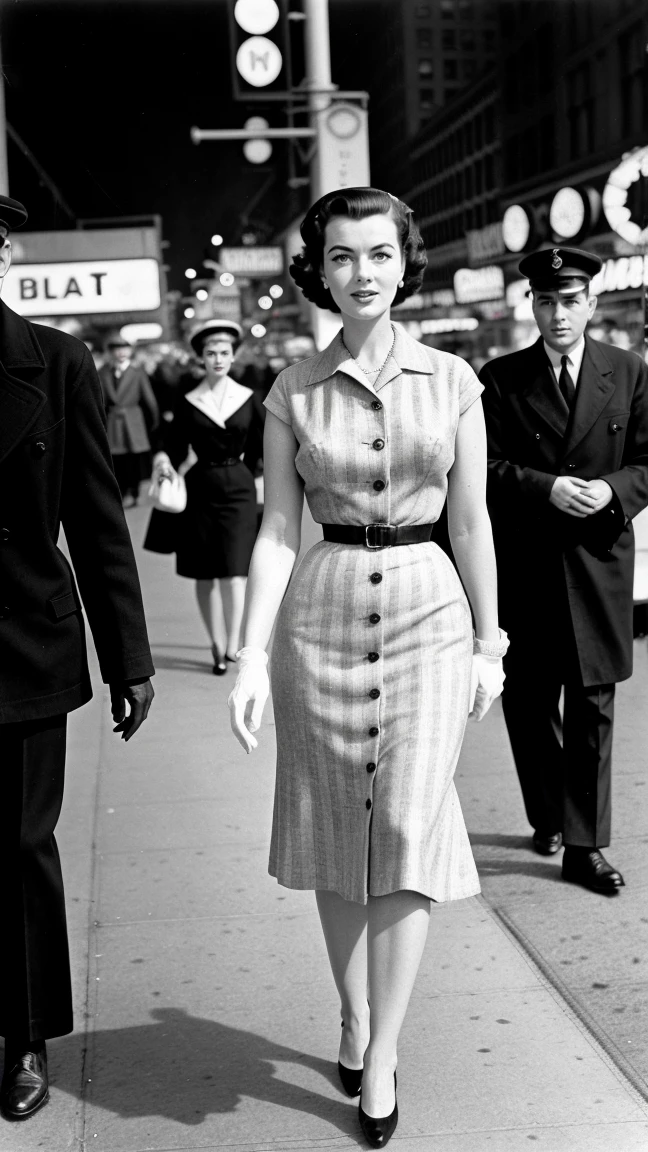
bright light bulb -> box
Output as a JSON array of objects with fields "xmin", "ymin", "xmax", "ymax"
[
  {"xmin": 269, "ymin": 284, "xmax": 283, "ymax": 298},
  {"xmin": 185, "ymin": 267, "xmax": 197, "ymax": 279},
  {"xmin": 258, "ymin": 295, "xmax": 272, "ymax": 310},
  {"xmin": 220, "ymin": 272, "xmax": 235, "ymax": 287},
  {"xmin": 196, "ymin": 289, "xmax": 209, "ymax": 301},
  {"xmin": 184, "ymin": 306, "xmax": 195, "ymax": 318},
  {"xmin": 251, "ymin": 323, "xmax": 266, "ymax": 338},
  {"xmin": 211, "ymin": 234, "xmax": 224, "ymax": 246}
]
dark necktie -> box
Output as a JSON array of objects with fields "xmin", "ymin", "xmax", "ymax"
[{"xmin": 558, "ymin": 355, "xmax": 575, "ymax": 409}]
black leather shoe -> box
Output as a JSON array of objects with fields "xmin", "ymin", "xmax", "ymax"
[
  {"xmin": 338, "ymin": 1060, "xmax": 363, "ymax": 1097},
  {"xmin": 211, "ymin": 645, "xmax": 227, "ymax": 675},
  {"xmin": 0, "ymin": 1047, "xmax": 49, "ymax": 1121},
  {"xmin": 562, "ymin": 848, "xmax": 625, "ymax": 894},
  {"xmin": 532, "ymin": 830, "xmax": 563, "ymax": 855},
  {"xmin": 359, "ymin": 1073, "xmax": 398, "ymax": 1148}
]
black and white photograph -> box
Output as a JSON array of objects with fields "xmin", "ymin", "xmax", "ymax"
[{"xmin": 1, "ymin": 1, "xmax": 648, "ymax": 1148}]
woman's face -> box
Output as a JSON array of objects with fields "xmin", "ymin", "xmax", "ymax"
[
  {"xmin": 201, "ymin": 336, "xmax": 235, "ymax": 378},
  {"xmin": 321, "ymin": 213, "xmax": 406, "ymax": 321}
]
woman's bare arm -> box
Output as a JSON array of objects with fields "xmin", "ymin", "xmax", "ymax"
[
  {"xmin": 242, "ymin": 411, "xmax": 305, "ymax": 651},
  {"xmin": 446, "ymin": 398, "xmax": 499, "ymax": 642}
]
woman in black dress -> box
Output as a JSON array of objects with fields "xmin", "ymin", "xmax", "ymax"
[{"xmin": 144, "ymin": 320, "xmax": 262, "ymax": 672}]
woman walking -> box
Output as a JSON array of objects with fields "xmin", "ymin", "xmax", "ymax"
[
  {"xmin": 145, "ymin": 320, "xmax": 261, "ymax": 672},
  {"xmin": 228, "ymin": 188, "xmax": 507, "ymax": 1146}
]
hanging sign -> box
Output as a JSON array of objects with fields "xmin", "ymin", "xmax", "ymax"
[
  {"xmin": 3, "ymin": 258, "xmax": 161, "ymax": 316},
  {"xmin": 318, "ymin": 103, "xmax": 370, "ymax": 195}
]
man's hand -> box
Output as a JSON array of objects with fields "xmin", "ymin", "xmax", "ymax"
[
  {"xmin": 110, "ymin": 679, "xmax": 155, "ymax": 741},
  {"xmin": 550, "ymin": 476, "xmax": 613, "ymax": 517}
]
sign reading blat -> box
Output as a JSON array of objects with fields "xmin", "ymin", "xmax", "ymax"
[{"xmin": 3, "ymin": 258, "xmax": 161, "ymax": 316}]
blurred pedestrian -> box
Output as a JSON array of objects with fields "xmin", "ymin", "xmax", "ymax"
[
  {"xmin": 481, "ymin": 247, "xmax": 648, "ymax": 894},
  {"xmin": 98, "ymin": 335, "xmax": 159, "ymax": 507},
  {"xmin": 0, "ymin": 196, "xmax": 155, "ymax": 1122},
  {"xmin": 144, "ymin": 320, "xmax": 262, "ymax": 673},
  {"xmin": 228, "ymin": 187, "xmax": 507, "ymax": 1147}
]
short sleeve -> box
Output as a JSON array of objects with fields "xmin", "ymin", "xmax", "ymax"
[
  {"xmin": 458, "ymin": 363, "xmax": 484, "ymax": 415},
  {"xmin": 264, "ymin": 370, "xmax": 292, "ymax": 426}
]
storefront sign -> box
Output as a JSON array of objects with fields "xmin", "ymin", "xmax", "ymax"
[
  {"xmin": 219, "ymin": 246, "xmax": 284, "ymax": 275},
  {"xmin": 502, "ymin": 204, "xmax": 532, "ymax": 253},
  {"xmin": 549, "ymin": 186, "xmax": 587, "ymax": 239},
  {"xmin": 453, "ymin": 265, "xmax": 504, "ymax": 304},
  {"xmin": 3, "ymin": 258, "xmax": 161, "ymax": 316},
  {"xmin": 393, "ymin": 289, "xmax": 455, "ymax": 311},
  {"xmin": 603, "ymin": 147, "xmax": 648, "ymax": 246},
  {"xmin": 420, "ymin": 317, "xmax": 478, "ymax": 334},
  {"xmin": 466, "ymin": 222, "xmax": 505, "ymax": 264},
  {"xmin": 590, "ymin": 254, "xmax": 648, "ymax": 295}
]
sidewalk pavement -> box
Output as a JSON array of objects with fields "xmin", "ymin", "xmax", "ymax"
[{"xmin": 2, "ymin": 504, "xmax": 648, "ymax": 1152}]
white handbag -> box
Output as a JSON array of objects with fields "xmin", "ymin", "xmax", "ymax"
[{"xmin": 148, "ymin": 465, "xmax": 187, "ymax": 514}]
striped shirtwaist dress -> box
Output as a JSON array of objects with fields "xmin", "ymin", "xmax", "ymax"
[{"xmin": 264, "ymin": 323, "xmax": 482, "ymax": 905}]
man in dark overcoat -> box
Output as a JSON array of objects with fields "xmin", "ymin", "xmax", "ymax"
[
  {"xmin": 98, "ymin": 335, "xmax": 159, "ymax": 506},
  {"xmin": 480, "ymin": 246, "xmax": 648, "ymax": 894},
  {"xmin": 0, "ymin": 197, "xmax": 155, "ymax": 1120}
]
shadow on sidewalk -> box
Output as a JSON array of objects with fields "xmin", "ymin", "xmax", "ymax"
[
  {"xmin": 150, "ymin": 644, "xmax": 211, "ymax": 674},
  {"xmin": 468, "ymin": 832, "xmax": 564, "ymax": 883},
  {"xmin": 41, "ymin": 1008, "xmax": 361, "ymax": 1136}
]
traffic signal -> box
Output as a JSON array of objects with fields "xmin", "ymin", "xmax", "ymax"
[{"xmin": 228, "ymin": 0, "xmax": 291, "ymax": 100}]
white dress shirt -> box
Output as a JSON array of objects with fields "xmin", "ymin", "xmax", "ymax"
[{"xmin": 544, "ymin": 337, "xmax": 585, "ymax": 390}]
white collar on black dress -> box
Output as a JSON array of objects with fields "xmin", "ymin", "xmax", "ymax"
[{"xmin": 184, "ymin": 376, "xmax": 253, "ymax": 429}]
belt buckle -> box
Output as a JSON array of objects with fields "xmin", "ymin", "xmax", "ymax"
[{"xmin": 365, "ymin": 524, "xmax": 392, "ymax": 549}]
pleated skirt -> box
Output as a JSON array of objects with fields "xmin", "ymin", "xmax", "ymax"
[{"xmin": 269, "ymin": 539, "xmax": 480, "ymax": 905}]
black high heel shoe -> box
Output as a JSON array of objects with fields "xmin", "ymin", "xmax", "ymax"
[
  {"xmin": 358, "ymin": 1073, "xmax": 398, "ymax": 1148},
  {"xmin": 211, "ymin": 645, "xmax": 227, "ymax": 676},
  {"xmin": 338, "ymin": 1021, "xmax": 363, "ymax": 1097}
]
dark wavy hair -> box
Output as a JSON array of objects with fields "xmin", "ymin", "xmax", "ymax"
[{"xmin": 290, "ymin": 187, "xmax": 427, "ymax": 314}]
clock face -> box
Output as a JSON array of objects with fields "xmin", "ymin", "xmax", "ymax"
[
  {"xmin": 550, "ymin": 187, "xmax": 586, "ymax": 238},
  {"xmin": 326, "ymin": 107, "xmax": 362, "ymax": 140},
  {"xmin": 502, "ymin": 204, "xmax": 531, "ymax": 252}
]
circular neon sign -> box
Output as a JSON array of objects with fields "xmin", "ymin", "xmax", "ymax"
[
  {"xmin": 549, "ymin": 187, "xmax": 586, "ymax": 239},
  {"xmin": 603, "ymin": 147, "xmax": 648, "ymax": 246},
  {"xmin": 502, "ymin": 204, "xmax": 532, "ymax": 252}
]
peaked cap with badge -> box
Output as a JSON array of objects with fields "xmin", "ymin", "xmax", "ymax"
[
  {"xmin": 519, "ymin": 246, "xmax": 602, "ymax": 295},
  {"xmin": 0, "ymin": 194, "xmax": 28, "ymax": 232}
]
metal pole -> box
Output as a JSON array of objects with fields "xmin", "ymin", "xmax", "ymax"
[
  {"xmin": 0, "ymin": 32, "xmax": 9, "ymax": 194},
  {"xmin": 303, "ymin": 0, "xmax": 334, "ymax": 202}
]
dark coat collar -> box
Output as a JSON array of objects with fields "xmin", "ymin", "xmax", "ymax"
[
  {"xmin": 521, "ymin": 335, "xmax": 615, "ymax": 451},
  {"xmin": 0, "ymin": 301, "xmax": 47, "ymax": 464}
]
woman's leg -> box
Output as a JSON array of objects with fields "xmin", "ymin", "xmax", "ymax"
[
  {"xmin": 363, "ymin": 890, "xmax": 431, "ymax": 1116},
  {"xmin": 316, "ymin": 891, "xmax": 370, "ymax": 1070},
  {"xmin": 219, "ymin": 576, "xmax": 247, "ymax": 657},
  {"xmin": 195, "ymin": 579, "xmax": 227, "ymax": 654}
]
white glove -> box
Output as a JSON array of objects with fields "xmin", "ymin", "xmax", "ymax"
[
  {"xmin": 228, "ymin": 647, "xmax": 270, "ymax": 753},
  {"xmin": 469, "ymin": 654, "xmax": 505, "ymax": 721}
]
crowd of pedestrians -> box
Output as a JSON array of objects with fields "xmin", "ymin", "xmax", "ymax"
[{"xmin": 1, "ymin": 184, "xmax": 647, "ymax": 1149}]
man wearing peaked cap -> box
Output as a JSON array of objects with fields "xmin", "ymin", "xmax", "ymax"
[
  {"xmin": 479, "ymin": 245, "xmax": 648, "ymax": 894},
  {"xmin": 0, "ymin": 195, "xmax": 155, "ymax": 1121}
]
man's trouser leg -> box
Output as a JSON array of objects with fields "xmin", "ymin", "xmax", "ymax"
[
  {"xmin": 500, "ymin": 651, "xmax": 564, "ymax": 834},
  {"xmin": 562, "ymin": 680, "xmax": 615, "ymax": 848},
  {"xmin": 0, "ymin": 715, "xmax": 73, "ymax": 1042}
]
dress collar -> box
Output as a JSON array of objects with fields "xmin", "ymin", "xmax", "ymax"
[
  {"xmin": 185, "ymin": 376, "xmax": 253, "ymax": 429},
  {"xmin": 305, "ymin": 322, "xmax": 436, "ymax": 390}
]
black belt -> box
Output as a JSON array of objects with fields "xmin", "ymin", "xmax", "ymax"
[
  {"xmin": 199, "ymin": 457, "xmax": 240, "ymax": 467},
  {"xmin": 322, "ymin": 523, "xmax": 435, "ymax": 550}
]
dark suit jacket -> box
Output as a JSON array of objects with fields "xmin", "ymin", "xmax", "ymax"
[
  {"xmin": 98, "ymin": 362, "xmax": 159, "ymax": 455},
  {"xmin": 0, "ymin": 301, "xmax": 154, "ymax": 723},
  {"xmin": 480, "ymin": 335, "xmax": 648, "ymax": 686}
]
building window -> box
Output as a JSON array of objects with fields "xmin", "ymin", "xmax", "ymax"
[
  {"xmin": 441, "ymin": 0, "xmax": 454, "ymax": 18},
  {"xmin": 567, "ymin": 63, "xmax": 593, "ymax": 158},
  {"xmin": 442, "ymin": 28, "xmax": 456, "ymax": 49},
  {"xmin": 416, "ymin": 27, "xmax": 433, "ymax": 48},
  {"xmin": 483, "ymin": 29, "xmax": 496, "ymax": 49},
  {"xmin": 444, "ymin": 58, "xmax": 458, "ymax": 80},
  {"xmin": 463, "ymin": 58, "xmax": 477, "ymax": 80},
  {"xmin": 459, "ymin": 30, "xmax": 476, "ymax": 50},
  {"xmin": 419, "ymin": 88, "xmax": 435, "ymax": 114},
  {"xmin": 419, "ymin": 58, "xmax": 434, "ymax": 77},
  {"xmin": 619, "ymin": 23, "xmax": 645, "ymax": 137},
  {"xmin": 416, "ymin": 3, "xmax": 431, "ymax": 16},
  {"xmin": 458, "ymin": 0, "xmax": 474, "ymax": 19}
]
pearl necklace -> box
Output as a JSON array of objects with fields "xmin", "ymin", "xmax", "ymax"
[{"xmin": 342, "ymin": 328, "xmax": 395, "ymax": 378}]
